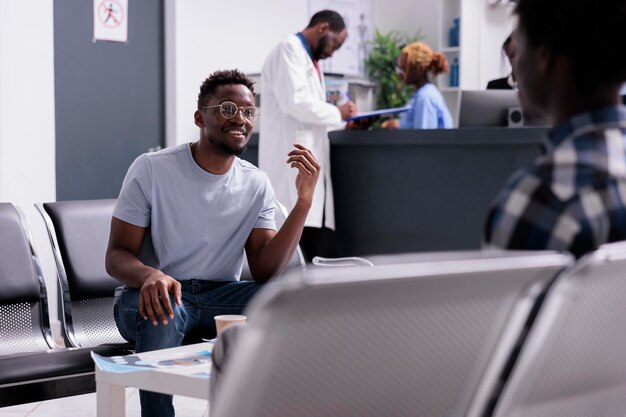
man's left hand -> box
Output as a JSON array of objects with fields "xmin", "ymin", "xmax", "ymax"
[{"xmin": 287, "ymin": 144, "xmax": 320, "ymax": 207}]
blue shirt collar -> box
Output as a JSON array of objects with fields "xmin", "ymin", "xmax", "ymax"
[
  {"xmin": 544, "ymin": 105, "xmax": 626, "ymax": 153},
  {"xmin": 296, "ymin": 32, "xmax": 314, "ymax": 59}
]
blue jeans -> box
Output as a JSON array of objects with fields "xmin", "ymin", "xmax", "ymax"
[{"xmin": 114, "ymin": 279, "xmax": 261, "ymax": 417}]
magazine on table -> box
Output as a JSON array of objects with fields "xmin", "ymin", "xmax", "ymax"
[{"xmin": 92, "ymin": 343, "xmax": 215, "ymax": 378}]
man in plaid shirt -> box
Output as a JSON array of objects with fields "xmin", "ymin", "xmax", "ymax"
[{"xmin": 484, "ymin": 0, "xmax": 626, "ymax": 258}]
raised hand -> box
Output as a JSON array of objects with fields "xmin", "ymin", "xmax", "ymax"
[{"xmin": 287, "ymin": 144, "xmax": 321, "ymax": 207}]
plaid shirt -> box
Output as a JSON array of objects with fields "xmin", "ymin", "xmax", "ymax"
[{"xmin": 484, "ymin": 106, "xmax": 626, "ymax": 258}]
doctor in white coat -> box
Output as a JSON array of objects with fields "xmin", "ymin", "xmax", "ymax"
[{"xmin": 259, "ymin": 10, "xmax": 357, "ymax": 261}]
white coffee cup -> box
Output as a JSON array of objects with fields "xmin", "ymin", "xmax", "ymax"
[{"xmin": 214, "ymin": 314, "xmax": 247, "ymax": 336}]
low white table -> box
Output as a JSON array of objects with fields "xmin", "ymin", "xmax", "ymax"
[{"xmin": 94, "ymin": 342, "xmax": 214, "ymax": 417}]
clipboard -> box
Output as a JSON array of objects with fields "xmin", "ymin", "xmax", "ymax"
[{"xmin": 346, "ymin": 106, "xmax": 411, "ymax": 122}]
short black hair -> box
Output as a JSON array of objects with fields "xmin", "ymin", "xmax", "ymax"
[
  {"xmin": 197, "ymin": 69, "xmax": 255, "ymax": 110},
  {"xmin": 306, "ymin": 10, "xmax": 345, "ymax": 32},
  {"xmin": 502, "ymin": 34, "xmax": 513, "ymax": 53},
  {"xmin": 515, "ymin": 0, "xmax": 626, "ymax": 93}
]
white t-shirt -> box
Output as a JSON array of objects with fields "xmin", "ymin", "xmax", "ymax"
[{"xmin": 113, "ymin": 143, "xmax": 276, "ymax": 282}]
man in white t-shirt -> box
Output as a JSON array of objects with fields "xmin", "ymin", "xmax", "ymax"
[{"xmin": 105, "ymin": 69, "xmax": 319, "ymax": 417}]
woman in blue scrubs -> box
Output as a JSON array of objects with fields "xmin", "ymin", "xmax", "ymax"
[{"xmin": 384, "ymin": 42, "xmax": 453, "ymax": 129}]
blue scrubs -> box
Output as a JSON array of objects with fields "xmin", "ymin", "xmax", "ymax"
[{"xmin": 398, "ymin": 83, "xmax": 453, "ymax": 129}]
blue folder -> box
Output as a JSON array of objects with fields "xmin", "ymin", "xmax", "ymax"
[{"xmin": 346, "ymin": 106, "xmax": 411, "ymax": 122}]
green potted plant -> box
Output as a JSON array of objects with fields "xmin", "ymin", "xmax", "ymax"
[{"xmin": 366, "ymin": 29, "xmax": 422, "ymax": 110}]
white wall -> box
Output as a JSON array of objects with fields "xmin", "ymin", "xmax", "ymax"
[
  {"xmin": 169, "ymin": 0, "xmax": 309, "ymax": 145},
  {"xmin": 0, "ymin": 1, "xmax": 59, "ymax": 336},
  {"xmin": 479, "ymin": 3, "xmax": 516, "ymax": 87},
  {"xmin": 373, "ymin": 0, "xmax": 439, "ymax": 46},
  {"xmin": 461, "ymin": 1, "xmax": 516, "ymax": 89}
]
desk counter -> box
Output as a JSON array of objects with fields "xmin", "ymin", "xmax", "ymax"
[{"xmin": 246, "ymin": 127, "xmax": 548, "ymax": 256}]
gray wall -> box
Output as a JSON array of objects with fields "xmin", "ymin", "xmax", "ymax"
[{"xmin": 54, "ymin": 0, "xmax": 164, "ymax": 200}]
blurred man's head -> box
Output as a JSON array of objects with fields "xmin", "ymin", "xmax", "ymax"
[
  {"xmin": 512, "ymin": 0, "xmax": 626, "ymax": 123},
  {"xmin": 502, "ymin": 35, "xmax": 517, "ymax": 67},
  {"xmin": 304, "ymin": 10, "xmax": 347, "ymax": 60}
]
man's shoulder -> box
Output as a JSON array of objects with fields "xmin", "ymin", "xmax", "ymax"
[
  {"xmin": 277, "ymin": 33, "xmax": 300, "ymax": 49},
  {"xmin": 235, "ymin": 158, "xmax": 269, "ymax": 178},
  {"xmin": 265, "ymin": 34, "xmax": 302, "ymax": 61},
  {"xmin": 233, "ymin": 159, "xmax": 274, "ymax": 196},
  {"xmin": 487, "ymin": 78, "xmax": 509, "ymax": 90},
  {"xmin": 142, "ymin": 143, "xmax": 188, "ymax": 161},
  {"xmin": 125, "ymin": 144, "xmax": 188, "ymax": 181}
]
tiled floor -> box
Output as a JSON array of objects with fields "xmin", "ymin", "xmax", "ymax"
[{"xmin": 0, "ymin": 388, "xmax": 209, "ymax": 417}]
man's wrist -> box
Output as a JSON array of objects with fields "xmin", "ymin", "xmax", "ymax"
[{"xmin": 294, "ymin": 197, "xmax": 313, "ymax": 210}]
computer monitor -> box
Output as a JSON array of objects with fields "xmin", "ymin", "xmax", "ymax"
[{"xmin": 458, "ymin": 90, "xmax": 521, "ymax": 127}]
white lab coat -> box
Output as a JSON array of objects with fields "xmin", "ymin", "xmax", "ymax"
[{"xmin": 259, "ymin": 34, "xmax": 343, "ymax": 230}]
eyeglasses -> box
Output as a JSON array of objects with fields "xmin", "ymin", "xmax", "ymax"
[{"xmin": 203, "ymin": 101, "xmax": 259, "ymax": 121}]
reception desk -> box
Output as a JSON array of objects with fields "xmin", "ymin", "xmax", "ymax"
[{"xmin": 244, "ymin": 127, "xmax": 547, "ymax": 256}]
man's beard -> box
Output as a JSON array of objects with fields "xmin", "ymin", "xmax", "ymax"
[
  {"xmin": 218, "ymin": 142, "xmax": 247, "ymax": 157},
  {"xmin": 312, "ymin": 35, "xmax": 329, "ymax": 61}
]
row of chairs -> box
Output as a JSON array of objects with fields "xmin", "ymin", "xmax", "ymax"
[
  {"xmin": 211, "ymin": 243, "xmax": 626, "ymax": 417},
  {"xmin": 0, "ymin": 200, "xmax": 130, "ymax": 406},
  {"xmin": 0, "ymin": 197, "xmax": 319, "ymax": 407}
]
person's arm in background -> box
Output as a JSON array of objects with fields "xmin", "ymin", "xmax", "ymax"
[
  {"xmin": 268, "ymin": 41, "xmax": 355, "ymax": 125},
  {"xmin": 380, "ymin": 118, "xmax": 400, "ymax": 129},
  {"xmin": 244, "ymin": 144, "xmax": 320, "ymax": 283}
]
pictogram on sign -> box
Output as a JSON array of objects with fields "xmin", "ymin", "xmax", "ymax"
[
  {"xmin": 93, "ymin": 0, "xmax": 128, "ymax": 43},
  {"xmin": 99, "ymin": 0, "xmax": 124, "ymax": 28}
]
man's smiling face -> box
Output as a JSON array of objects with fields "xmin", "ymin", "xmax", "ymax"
[{"xmin": 201, "ymin": 83, "xmax": 255, "ymax": 156}]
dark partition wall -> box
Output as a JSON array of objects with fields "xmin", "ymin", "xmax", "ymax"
[
  {"xmin": 54, "ymin": 0, "xmax": 164, "ymax": 200},
  {"xmin": 330, "ymin": 128, "xmax": 547, "ymax": 256}
]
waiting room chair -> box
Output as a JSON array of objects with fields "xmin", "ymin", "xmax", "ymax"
[
  {"xmin": 491, "ymin": 241, "xmax": 626, "ymax": 417},
  {"xmin": 0, "ymin": 203, "xmax": 129, "ymax": 406},
  {"xmin": 36, "ymin": 199, "xmax": 129, "ymax": 349},
  {"xmin": 210, "ymin": 250, "xmax": 573, "ymax": 417}
]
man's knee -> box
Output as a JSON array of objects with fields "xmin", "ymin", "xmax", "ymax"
[{"xmin": 117, "ymin": 291, "xmax": 189, "ymax": 351}]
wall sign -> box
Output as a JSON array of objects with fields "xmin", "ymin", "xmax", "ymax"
[{"xmin": 93, "ymin": 0, "xmax": 128, "ymax": 43}]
